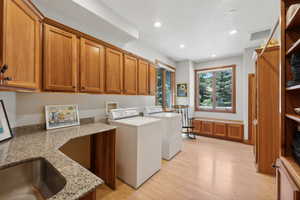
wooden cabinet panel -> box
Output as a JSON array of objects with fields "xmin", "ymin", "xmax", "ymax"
[
  {"xmin": 192, "ymin": 120, "xmax": 201, "ymax": 134},
  {"xmin": 105, "ymin": 48, "xmax": 123, "ymax": 94},
  {"xmin": 44, "ymin": 24, "xmax": 78, "ymax": 92},
  {"xmin": 200, "ymin": 121, "xmax": 213, "ymax": 135},
  {"xmin": 138, "ymin": 59, "xmax": 149, "ymax": 95},
  {"xmin": 79, "ymin": 190, "xmax": 96, "ymax": 200},
  {"xmin": 80, "ymin": 38, "xmax": 105, "ymax": 93},
  {"xmin": 1, "ymin": 0, "xmax": 41, "ymax": 89},
  {"xmin": 277, "ymin": 160, "xmax": 300, "ymax": 200},
  {"xmin": 213, "ymin": 122, "xmax": 227, "ymax": 137},
  {"xmin": 149, "ymin": 64, "xmax": 156, "ymax": 96},
  {"xmin": 93, "ymin": 130, "xmax": 116, "ymax": 190},
  {"xmin": 123, "ymin": 54, "xmax": 137, "ymax": 95},
  {"xmin": 227, "ymin": 124, "xmax": 243, "ymax": 141}
]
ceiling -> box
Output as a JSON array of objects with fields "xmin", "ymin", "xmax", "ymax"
[{"xmin": 99, "ymin": 0, "xmax": 280, "ymax": 62}]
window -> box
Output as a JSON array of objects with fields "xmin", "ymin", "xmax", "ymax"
[
  {"xmin": 156, "ymin": 61, "xmax": 175, "ymax": 108},
  {"xmin": 195, "ymin": 65, "xmax": 236, "ymax": 113}
]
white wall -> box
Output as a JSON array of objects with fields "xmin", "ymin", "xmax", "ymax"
[
  {"xmin": 175, "ymin": 60, "xmax": 195, "ymax": 107},
  {"xmin": 15, "ymin": 93, "xmax": 155, "ymax": 127},
  {"xmin": 193, "ymin": 56, "xmax": 244, "ymax": 121},
  {"xmin": 122, "ymin": 40, "xmax": 176, "ymax": 66}
]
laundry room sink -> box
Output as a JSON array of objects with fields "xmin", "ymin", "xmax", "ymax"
[{"xmin": 0, "ymin": 158, "xmax": 66, "ymax": 200}]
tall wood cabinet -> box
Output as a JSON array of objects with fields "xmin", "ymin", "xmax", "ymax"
[
  {"xmin": 138, "ymin": 59, "xmax": 149, "ymax": 95},
  {"xmin": 253, "ymin": 46, "xmax": 280, "ymax": 175},
  {"xmin": 105, "ymin": 48, "xmax": 123, "ymax": 94},
  {"xmin": 123, "ymin": 54, "xmax": 138, "ymax": 95},
  {"xmin": 0, "ymin": 0, "xmax": 42, "ymax": 89},
  {"xmin": 149, "ymin": 64, "xmax": 157, "ymax": 96},
  {"xmin": 277, "ymin": 0, "xmax": 300, "ymax": 199},
  {"xmin": 44, "ymin": 24, "xmax": 78, "ymax": 92},
  {"xmin": 80, "ymin": 38, "xmax": 105, "ymax": 93}
]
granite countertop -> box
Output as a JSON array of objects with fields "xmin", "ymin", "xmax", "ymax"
[{"xmin": 0, "ymin": 122, "xmax": 117, "ymax": 200}]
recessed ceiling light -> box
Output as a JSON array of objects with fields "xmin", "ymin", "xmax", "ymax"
[
  {"xmin": 211, "ymin": 54, "xmax": 217, "ymax": 58},
  {"xmin": 179, "ymin": 44, "xmax": 185, "ymax": 49},
  {"xmin": 229, "ymin": 29, "xmax": 238, "ymax": 35},
  {"xmin": 154, "ymin": 22, "xmax": 162, "ymax": 28}
]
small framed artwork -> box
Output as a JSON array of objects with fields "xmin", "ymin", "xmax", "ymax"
[
  {"xmin": 176, "ymin": 83, "xmax": 188, "ymax": 97},
  {"xmin": 45, "ymin": 104, "xmax": 80, "ymax": 130},
  {"xmin": 0, "ymin": 100, "xmax": 13, "ymax": 143}
]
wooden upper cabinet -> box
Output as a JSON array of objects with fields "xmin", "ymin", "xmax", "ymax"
[
  {"xmin": 149, "ymin": 64, "xmax": 156, "ymax": 96},
  {"xmin": 105, "ymin": 48, "xmax": 123, "ymax": 94},
  {"xmin": 138, "ymin": 59, "xmax": 149, "ymax": 95},
  {"xmin": 123, "ymin": 54, "xmax": 138, "ymax": 95},
  {"xmin": 1, "ymin": 0, "xmax": 42, "ymax": 89},
  {"xmin": 44, "ymin": 24, "xmax": 78, "ymax": 92},
  {"xmin": 80, "ymin": 38, "xmax": 105, "ymax": 93}
]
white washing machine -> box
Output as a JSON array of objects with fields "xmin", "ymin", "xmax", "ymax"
[
  {"xmin": 145, "ymin": 106, "xmax": 182, "ymax": 160},
  {"xmin": 109, "ymin": 108, "xmax": 162, "ymax": 189}
]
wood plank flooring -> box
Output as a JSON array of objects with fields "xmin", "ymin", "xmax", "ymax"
[{"xmin": 96, "ymin": 136, "xmax": 276, "ymax": 200}]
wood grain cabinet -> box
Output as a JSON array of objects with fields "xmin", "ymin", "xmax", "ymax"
[
  {"xmin": 148, "ymin": 64, "xmax": 157, "ymax": 96},
  {"xmin": 0, "ymin": 0, "xmax": 42, "ymax": 89},
  {"xmin": 123, "ymin": 54, "xmax": 138, "ymax": 95},
  {"xmin": 138, "ymin": 59, "xmax": 149, "ymax": 95},
  {"xmin": 105, "ymin": 48, "xmax": 123, "ymax": 94},
  {"xmin": 44, "ymin": 24, "xmax": 78, "ymax": 92},
  {"xmin": 193, "ymin": 118, "xmax": 244, "ymax": 142},
  {"xmin": 213, "ymin": 122, "xmax": 227, "ymax": 137},
  {"xmin": 192, "ymin": 120, "xmax": 201, "ymax": 134},
  {"xmin": 200, "ymin": 121, "xmax": 213, "ymax": 135},
  {"xmin": 277, "ymin": 160, "xmax": 300, "ymax": 200},
  {"xmin": 227, "ymin": 124, "xmax": 243, "ymax": 141},
  {"xmin": 80, "ymin": 38, "xmax": 105, "ymax": 93}
]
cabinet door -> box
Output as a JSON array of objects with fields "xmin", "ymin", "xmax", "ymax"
[
  {"xmin": 200, "ymin": 121, "xmax": 213, "ymax": 135},
  {"xmin": 192, "ymin": 120, "xmax": 201, "ymax": 134},
  {"xmin": 149, "ymin": 64, "xmax": 157, "ymax": 96},
  {"xmin": 44, "ymin": 24, "xmax": 78, "ymax": 92},
  {"xmin": 138, "ymin": 59, "xmax": 149, "ymax": 95},
  {"xmin": 213, "ymin": 122, "xmax": 227, "ymax": 137},
  {"xmin": 2, "ymin": 0, "xmax": 41, "ymax": 89},
  {"xmin": 80, "ymin": 38, "xmax": 105, "ymax": 93},
  {"xmin": 105, "ymin": 48, "xmax": 123, "ymax": 94},
  {"xmin": 277, "ymin": 160, "xmax": 300, "ymax": 200},
  {"xmin": 227, "ymin": 124, "xmax": 243, "ymax": 141},
  {"xmin": 123, "ymin": 55, "xmax": 137, "ymax": 95}
]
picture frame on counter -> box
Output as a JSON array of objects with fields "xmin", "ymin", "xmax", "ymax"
[
  {"xmin": 176, "ymin": 83, "xmax": 188, "ymax": 97},
  {"xmin": 0, "ymin": 100, "xmax": 13, "ymax": 143},
  {"xmin": 45, "ymin": 104, "xmax": 80, "ymax": 130}
]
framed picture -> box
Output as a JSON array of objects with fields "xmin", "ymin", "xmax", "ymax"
[
  {"xmin": 176, "ymin": 83, "xmax": 188, "ymax": 97},
  {"xmin": 0, "ymin": 100, "xmax": 13, "ymax": 143},
  {"xmin": 45, "ymin": 104, "xmax": 80, "ymax": 130}
]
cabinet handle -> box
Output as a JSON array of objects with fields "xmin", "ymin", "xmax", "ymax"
[
  {"xmin": 272, "ymin": 164, "xmax": 279, "ymax": 169},
  {"xmin": 0, "ymin": 64, "xmax": 8, "ymax": 74},
  {"xmin": 72, "ymin": 86, "xmax": 76, "ymax": 89},
  {"xmin": 81, "ymin": 86, "xmax": 85, "ymax": 90}
]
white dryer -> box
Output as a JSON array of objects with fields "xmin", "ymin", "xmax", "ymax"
[
  {"xmin": 145, "ymin": 106, "xmax": 182, "ymax": 160},
  {"xmin": 109, "ymin": 108, "xmax": 162, "ymax": 189}
]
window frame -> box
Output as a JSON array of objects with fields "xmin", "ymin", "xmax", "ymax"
[
  {"xmin": 155, "ymin": 60, "xmax": 176, "ymax": 108},
  {"xmin": 194, "ymin": 65, "xmax": 236, "ymax": 113}
]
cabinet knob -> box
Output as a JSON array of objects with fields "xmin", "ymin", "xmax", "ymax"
[
  {"xmin": 81, "ymin": 86, "xmax": 85, "ymax": 90},
  {"xmin": 0, "ymin": 64, "xmax": 8, "ymax": 74},
  {"xmin": 272, "ymin": 164, "xmax": 279, "ymax": 169}
]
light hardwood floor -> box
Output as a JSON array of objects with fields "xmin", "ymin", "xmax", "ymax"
[{"xmin": 96, "ymin": 136, "xmax": 276, "ymax": 200}]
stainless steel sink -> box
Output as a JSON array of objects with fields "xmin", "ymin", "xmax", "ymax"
[{"xmin": 0, "ymin": 158, "xmax": 66, "ymax": 200}]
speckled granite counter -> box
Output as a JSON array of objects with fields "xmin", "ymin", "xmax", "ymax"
[{"xmin": 0, "ymin": 122, "xmax": 117, "ymax": 200}]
